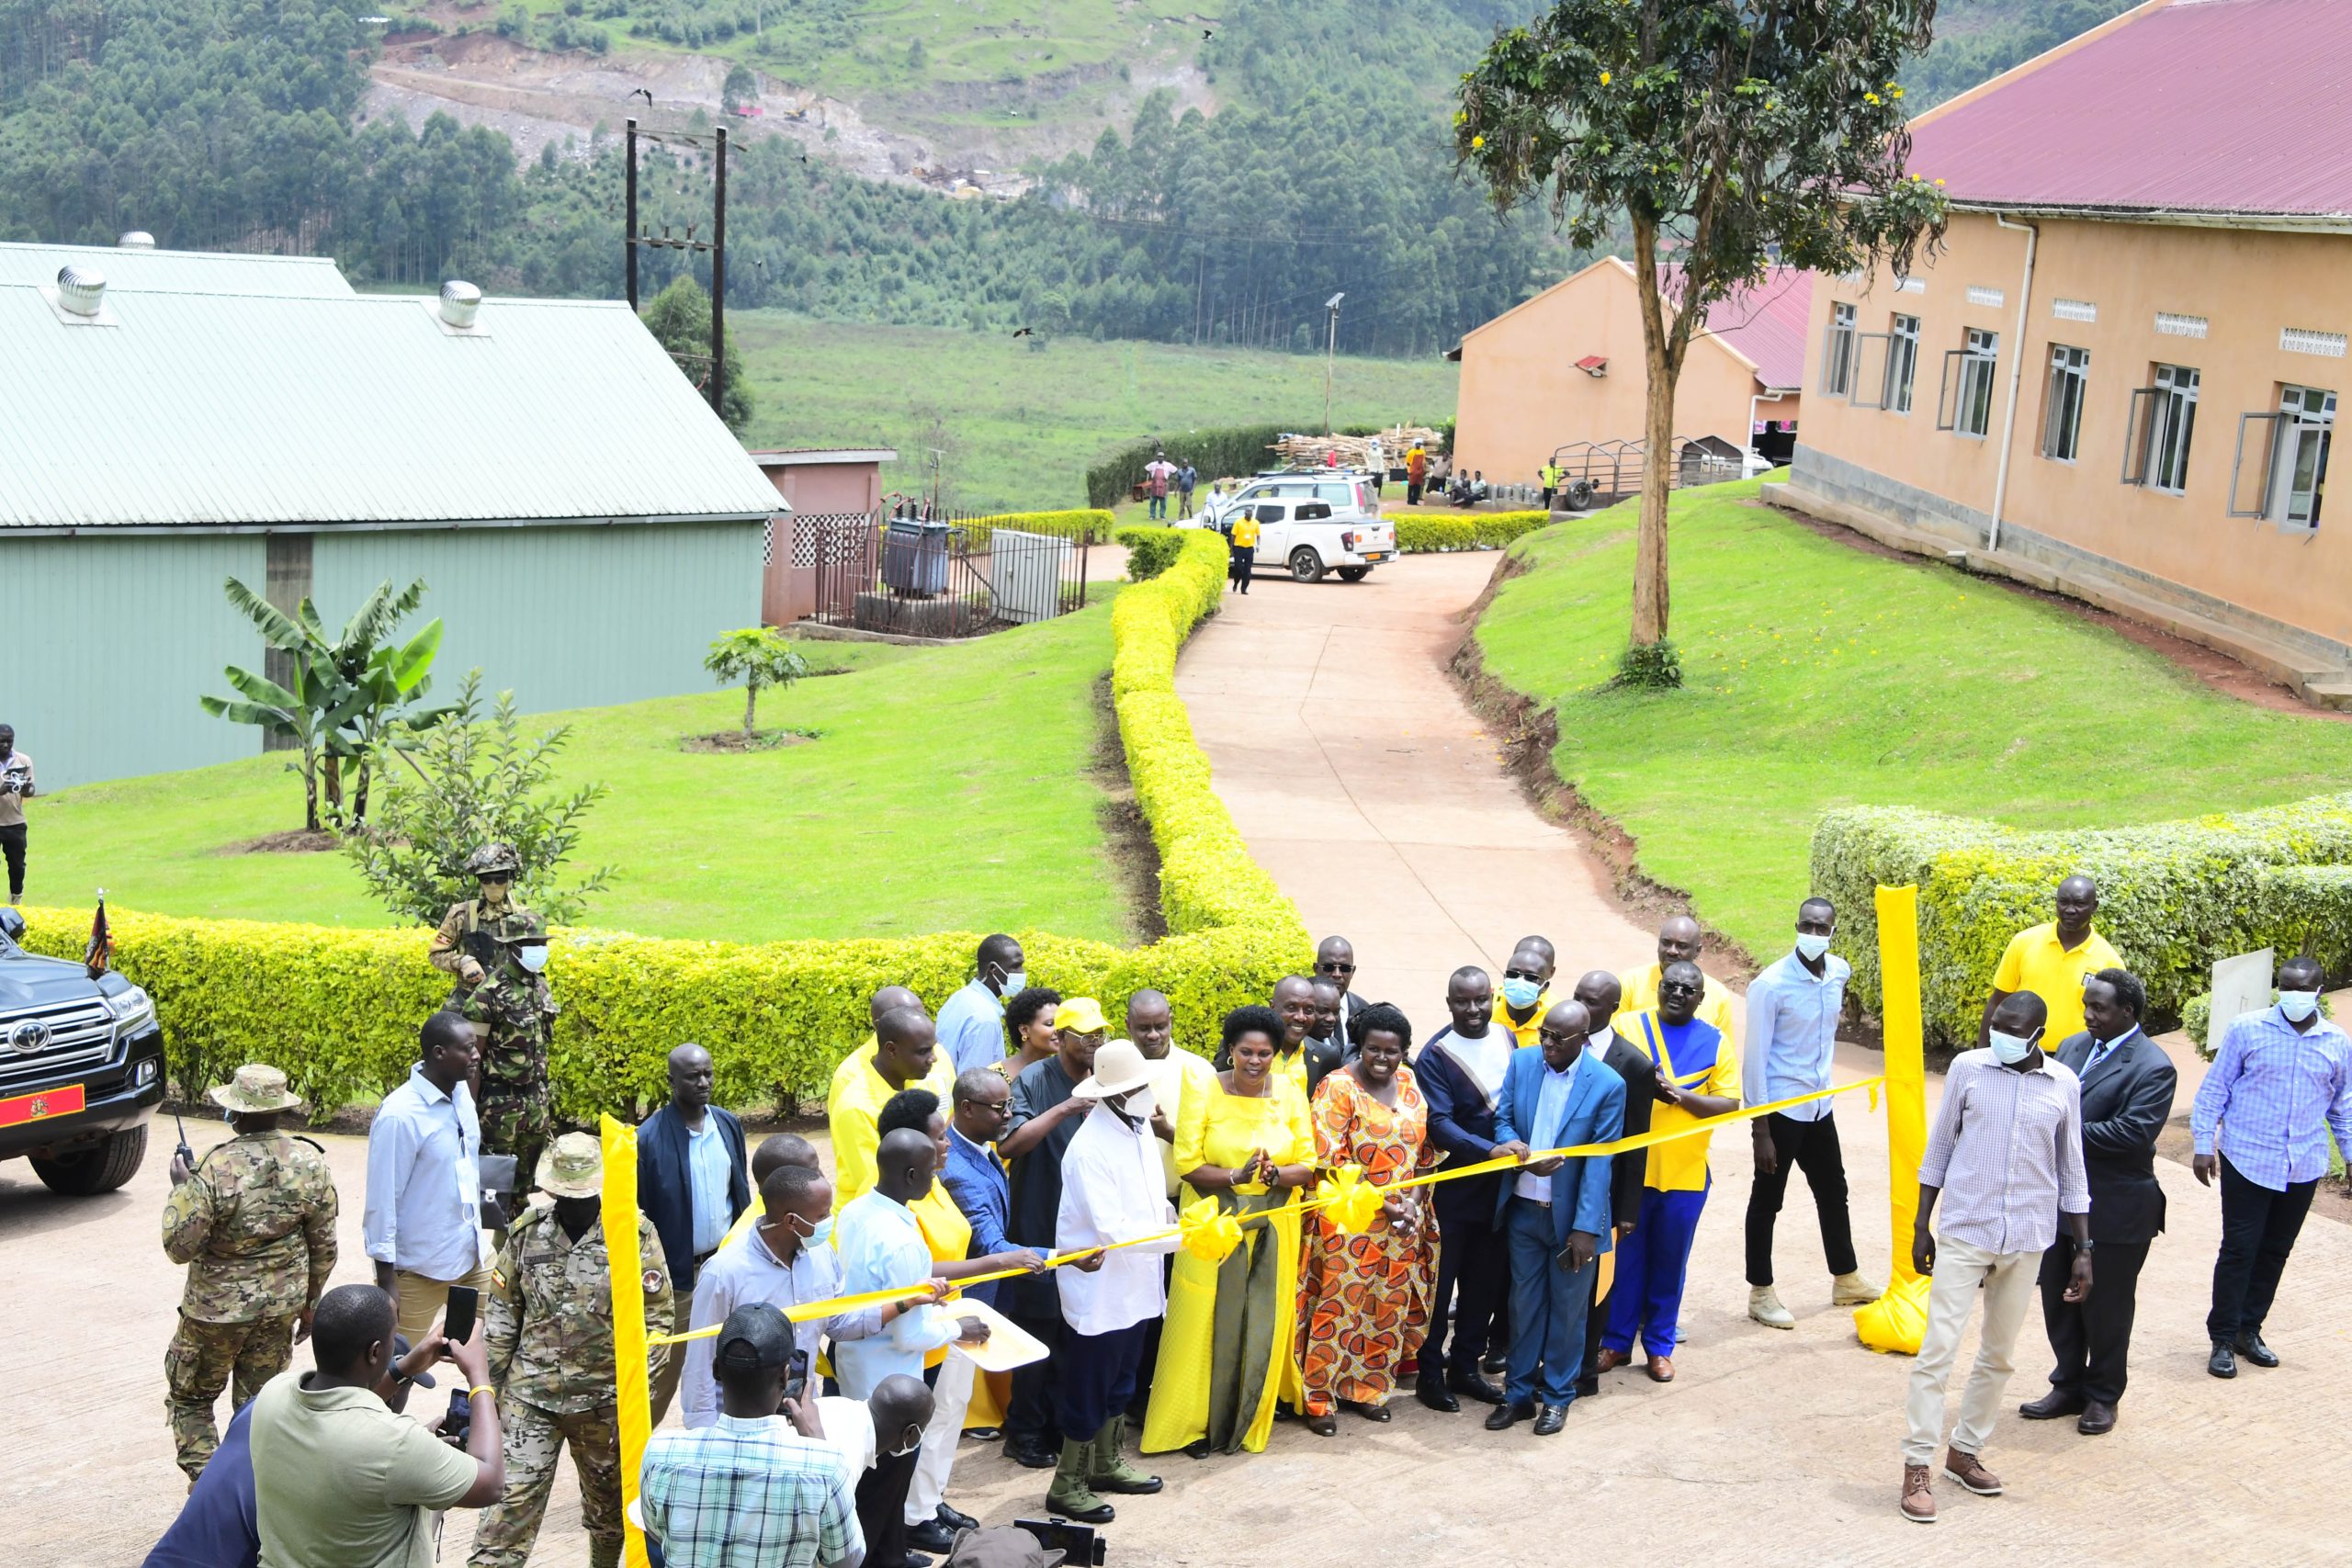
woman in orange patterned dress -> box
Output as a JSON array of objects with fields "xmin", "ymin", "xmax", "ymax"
[{"xmin": 1296, "ymin": 1002, "xmax": 1442, "ymax": 1434}]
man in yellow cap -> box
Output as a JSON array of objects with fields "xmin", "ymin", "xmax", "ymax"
[
  {"xmin": 162, "ymin": 1064, "xmax": 338, "ymax": 1484},
  {"xmin": 471, "ymin": 1133, "xmax": 672, "ymax": 1568},
  {"xmin": 828, "ymin": 1003, "xmax": 956, "ymax": 1212}
]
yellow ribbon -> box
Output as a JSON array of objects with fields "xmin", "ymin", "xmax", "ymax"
[
  {"xmin": 1179, "ymin": 1194, "xmax": 1246, "ymax": 1264},
  {"xmin": 648, "ymin": 1074, "xmax": 1883, "ymax": 1348}
]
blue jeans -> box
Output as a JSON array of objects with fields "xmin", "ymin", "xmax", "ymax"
[
  {"xmin": 1504, "ymin": 1197, "xmax": 1593, "ymax": 1406},
  {"xmin": 1603, "ymin": 1181, "xmax": 1710, "ymax": 1359},
  {"xmin": 1148, "ymin": 493, "xmax": 1167, "ymax": 519}
]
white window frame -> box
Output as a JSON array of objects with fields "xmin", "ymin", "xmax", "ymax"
[
  {"xmin": 2230, "ymin": 384, "xmax": 2335, "ymax": 529},
  {"xmin": 2041, "ymin": 345, "xmax": 2090, "ymax": 462},
  {"xmin": 1886, "ymin": 314, "xmax": 1920, "ymax": 414},
  {"xmin": 2147, "ymin": 365, "xmax": 2200, "ymax": 493},
  {"xmin": 1822, "ymin": 302, "xmax": 1857, "ymax": 398},
  {"xmin": 1938, "ymin": 329, "xmax": 1999, "ymax": 438}
]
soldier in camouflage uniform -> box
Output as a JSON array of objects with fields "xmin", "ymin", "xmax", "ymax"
[
  {"xmin": 469, "ymin": 1132, "xmax": 672, "ymax": 1568},
  {"xmin": 160, "ymin": 1064, "xmax": 338, "ymax": 1485},
  {"xmin": 429, "ymin": 842, "xmax": 558, "ymax": 1191}
]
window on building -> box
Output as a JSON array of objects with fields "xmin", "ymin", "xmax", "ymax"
[
  {"xmin": 2041, "ymin": 345, "xmax": 2090, "ymax": 461},
  {"xmin": 2230, "ymin": 384, "xmax": 2335, "ymax": 528},
  {"xmin": 1822, "ymin": 303, "xmax": 1856, "ymax": 398},
  {"xmin": 1937, "ymin": 329, "xmax": 1999, "ymax": 437},
  {"xmin": 1886, "ymin": 314, "xmax": 1920, "ymax": 414},
  {"xmin": 2123, "ymin": 364, "xmax": 2200, "ymax": 491}
]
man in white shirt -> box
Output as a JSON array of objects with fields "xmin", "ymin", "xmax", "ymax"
[
  {"xmin": 364, "ymin": 1012, "xmax": 490, "ymax": 1343},
  {"xmin": 1046, "ymin": 1040, "xmax": 1178, "ymax": 1524},
  {"xmin": 832, "ymin": 1132, "xmax": 987, "ymax": 1400}
]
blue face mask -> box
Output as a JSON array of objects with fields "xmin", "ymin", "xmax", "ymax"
[
  {"xmin": 1794, "ymin": 932, "xmax": 1832, "ymax": 962},
  {"xmin": 1988, "ymin": 1029, "xmax": 2039, "ymax": 1066},
  {"xmin": 997, "ymin": 968, "xmax": 1027, "ymax": 997},
  {"xmin": 1501, "ymin": 976, "xmax": 1543, "ymax": 1010},
  {"xmin": 2278, "ymin": 989, "xmax": 2320, "ymax": 1022},
  {"xmin": 788, "ymin": 1213, "xmax": 833, "ymax": 1247}
]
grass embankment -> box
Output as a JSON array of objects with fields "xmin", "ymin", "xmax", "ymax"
[
  {"xmin": 34, "ymin": 604, "xmax": 1140, "ymax": 943},
  {"xmin": 731, "ymin": 314, "xmax": 1459, "ymax": 511},
  {"xmin": 1474, "ymin": 479, "xmax": 2352, "ymax": 959}
]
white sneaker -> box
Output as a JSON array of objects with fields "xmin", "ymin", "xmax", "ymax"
[{"xmin": 1748, "ymin": 1285, "xmax": 1795, "ymax": 1329}]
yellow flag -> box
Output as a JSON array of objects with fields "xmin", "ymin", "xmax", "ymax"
[
  {"xmin": 601, "ymin": 1114, "xmax": 654, "ymax": 1568},
  {"xmin": 1856, "ymin": 885, "xmax": 1931, "ymax": 1355}
]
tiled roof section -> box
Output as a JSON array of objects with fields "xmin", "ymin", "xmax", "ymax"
[
  {"xmin": 1696, "ymin": 268, "xmax": 1815, "ymax": 389},
  {"xmin": 1907, "ymin": 0, "xmax": 2352, "ymax": 222}
]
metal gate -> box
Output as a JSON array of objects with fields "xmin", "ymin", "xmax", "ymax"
[{"xmin": 802, "ymin": 507, "xmax": 1094, "ymax": 637}]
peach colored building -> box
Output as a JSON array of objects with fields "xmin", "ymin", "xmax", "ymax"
[
  {"xmin": 749, "ymin": 446, "xmax": 895, "ymax": 626},
  {"xmin": 1776, "ymin": 0, "xmax": 2352, "ymax": 692},
  {"xmin": 1452, "ymin": 256, "xmax": 1811, "ymax": 489}
]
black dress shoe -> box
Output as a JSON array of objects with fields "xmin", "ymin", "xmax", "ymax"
[
  {"xmin": 1574, "ymin": 1378, "xmax": 1600, "ymax": 1400},
  {"xmin": 935, "ymin": 1503, "xmax": 978, "ymax": 1533},
  {"xmin": 907, "ymin": 1520, "xmax": 957, "ymax": 1554},
  {"xmin": 2076, "ymin": 1400, "xmax": 2117, "ymax": 1436},
  {"xmin": 1447, "ymin": 1370, "xmax": 1504, "ymax": 1406},
  {"xmin": 2234, "ymin": 1332, "xmax": 2279, "ymax": 1368},
  {"xmin": 1414, "ymin": 1375, "xmax": 1460, "ymax": 1414},
  {"xmin": 1532, "ymin": 1404, "xmax": 1568, "ymax": 1436},
  {"xmin": 2208, "ymin": 1340, "xmax": 2238, "ymax": 1379},
  {"xmin": 1484, "ymin": 1400, "xmax": 1533, "ymax": 1431},
  {"xmin": 2018, "ymin": 1389, "xmax": 2086, "ymax": 1420},
  {"xmin": 1481, "ymin": 1351, "xmax": 1508, "ymax": 1376},
  {"xmin": 1340, "ymin": 1399, "xmax": 1392, "ymax": 1424},
  {"xmin": 1005, "ymin": 1437, "xmax": 1060, "ymax": 1469}
]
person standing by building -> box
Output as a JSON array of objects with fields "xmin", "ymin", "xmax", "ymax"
[
  {"xmin": 468, "ymin": 1134, "xmax": 671, "ymax": 1568},
  {"xmin": 1405, "ymin": 443, "xmax": 1427, "ymax": 506},
  {"xmin": 1144, "ymin": 456, "xmax": 1173, "ymax": 520},
  {"xmin": 1598, "ymin": 961, "xmax": 1737, "ymax": 1382},
  {"xmin": 1177, "ymin": 460, "xmax": 1198, "ymax": 518},
  {"xmin": 1982, "ymin": 874, "xmax": 2120, "ymax": 1049},
  {"xmin": 2020, "ymin": 968, "xmax": 2174, "ymax": 1436},
  {"xmin": 935, "ymin": 935, "xmax": 1024, "ymax": 1076},
  {"xmin": 161, "ymin": 1065, "xmax": 338, "ymax": 1486},
  {"xmin": 428, "ymin": 842, "xmax": 557, "ymax": 1190},
  {"xmin": 0, "ymin": 723, "xmax": 32, "ymax": 905},
  {"xmin": 1539, "ymin": 459, "xmax": 1561, "ymax": 512},
  {"xmin": 2192, "ymin": 953, "xmax": 2352, "ymax": 1379},
  {"xmin": 366, "ymin": 1011, "xmax": 491, "ymax": 1344},
  {"xmin": 1744, "ymin": 897, "xmax": 1879, "ymax": 1330},
  {"xmin": 1227, "ymin": 504, "xmax": 1259, "ymax": 594},
  {"xmin": 1047, "ymin": 1039, "xmax": 1176, "ymax": 1522},
  {"xmin": 1899, "ymin": 991, "xmax": 2091, "ymax": 1525},
  {"xmin": 638, "ymin": 1042, "xmax": 750, "ymax": 1425},
  {"xmin": 1415, "ymin": 966, "xmax": 1510, "ymax": 1412}
]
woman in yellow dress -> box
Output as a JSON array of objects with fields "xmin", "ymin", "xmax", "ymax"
[{"xmin": 1140, "ymin": 1004, "xmax": 1315, "ymax": 1458}]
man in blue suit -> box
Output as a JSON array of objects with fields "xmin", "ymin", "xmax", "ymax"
[{"xmin": 1486, "ymin": 998, "xmax": 1625, "ymax": 1435}]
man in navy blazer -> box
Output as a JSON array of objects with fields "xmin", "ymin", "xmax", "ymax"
[
  {"xmin": 939, "ymin": 1067, "xmax": 1018, "ymax": 1312},
  {"xmin": 637, "ymin": 1043, "xmax": 751, "ymax": 1421},
  {"xmin": 1486, "ymin": 999, "xmax": 1625, "ymax": 1435}
]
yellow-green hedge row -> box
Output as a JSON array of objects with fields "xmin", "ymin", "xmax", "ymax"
[
  {"xmin": 18, "ymin": 525, "xmax": 1307, "ymax": 1115},
  {"xmin": 959, "ymin": 509, "xmax": 1115, "ymax": 551},
  {"xmin": 1393, "ymin": 512, "xmax": 1551, "ymax": 553}
]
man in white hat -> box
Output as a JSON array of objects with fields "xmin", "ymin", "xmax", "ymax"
[
  {"xmin": 162, "ymin": 1063, "xmax": 339, "ymax": 1484},
  {"xmin": 1045, "ymin": 1037, "xmax": 1178, "ymax": 1524}
]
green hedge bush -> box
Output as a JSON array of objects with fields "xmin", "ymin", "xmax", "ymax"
[
  {"xmin": 20, "ymin": 524, "xmax": 1309, "ymax": 1115},
  {"xmin": 1813, "ymin": 795, "xmax": 2352, "ymax": 1049},
  {"xmin": 1392, "ymin": 512, "xmax": 1551, "ymax": 553},
  {"xmin": 1114, "ymin": 525, "xmax": 1187, "ymax": 582},
  {"xmin": 958, "ymin": 508, "xmax": 1114, "ymax": 551}
]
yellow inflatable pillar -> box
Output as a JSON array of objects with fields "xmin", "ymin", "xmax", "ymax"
[
  {"xmin": 1855, "ymin": 885, "xmax": 1931, "ymax": 1355},
  {"xmin": 602, "ymin": 1114, "xmax": 655, "ymax": 1568}
]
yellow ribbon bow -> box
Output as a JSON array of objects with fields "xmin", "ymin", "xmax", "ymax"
[
  {"xmin": 1320, "ymin": 1163, "xmax": 1383, "ymax": 1235},
  {"xmin": 1179, "ymin": 1195, "xmax": 1244, "ymax": 1265}
]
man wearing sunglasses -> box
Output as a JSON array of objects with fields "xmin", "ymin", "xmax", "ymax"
[
  {"xmin": 430, "ymin": 841, "xmax": 559, "ymax": 1192},
  {"xmin": 1314, "ymin": 935, "xmax": 1371, "ymax": 1056},
  {"xmin": 1494, "ymin": 936, "xmax": 1557, "ymax": 1048}
]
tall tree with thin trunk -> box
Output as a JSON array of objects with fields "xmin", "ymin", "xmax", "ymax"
[{"xmin": 1456, "ymin": 2, "xmax": 1948, "ymax": 682}]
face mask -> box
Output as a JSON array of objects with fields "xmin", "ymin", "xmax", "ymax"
[
  {"xmin": 997, "ymin": 968, "xmax": 1026, "ymax": 996},
  {"xmin": 1795, "ymin": 932, "xmax": 1832, "ymax": 962},
  {"xmin": 1118, "ymin": 1087, "xmax": 1157, "ymax": 1122},
  {"xmin": 1988, "ymin": 1029, "xmax": 2038, "ymax": 1066},
  {"xmin": 516, "ymin": 945, "xmax": 548, "ymax": 975},
  {"xmin": 2278, "ymin": 989, "xmax": 2320, "ymax": 1022},
  {"xmin": 885, "ymin": 1433, "xmax": 923, "ymax": 1460},
  {"xmin": 1501, "ymin": 976, "xmax": 1542, "ymax": 1010},
  {"xmin": 786, "ymin": 1213, "xmax": 833, "ymax": 1247}
]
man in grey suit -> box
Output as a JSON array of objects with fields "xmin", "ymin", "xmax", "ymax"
[{"xmin": 2020, "ymin": 967, "xmax": 2177, "ymax": 1436}]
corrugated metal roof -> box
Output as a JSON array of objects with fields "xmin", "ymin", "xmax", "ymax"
[
  {"xmin": 0, "ymin": 241, "xmax": 356, "ymax": 297},
  {"xmin": 1699, "ymin": 268, "xmax": 1815, "ymax": 389},
  {"xmin": 1908, "ymin": 0, "xmax": 2352, "ymax": 223},
  {"xmin": 0, "ymin": 288, "xmax": 782, "ymax": 530}
]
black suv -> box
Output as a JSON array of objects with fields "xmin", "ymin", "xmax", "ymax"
[{"xmin": 0, "ymin": 908, "xmax": 165, "ymax": 1194}]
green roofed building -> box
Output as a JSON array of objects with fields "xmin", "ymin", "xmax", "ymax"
[{"xmin": 0, "ymin": 241, "xmax": 782, "ymax": 789}]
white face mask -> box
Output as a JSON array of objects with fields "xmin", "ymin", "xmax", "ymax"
[
  {"xmin": 516, "ymin": 944, "xmax": 548, "ymax": 974},
  {"xmin": 996, "ymin": 968, "xmax": 1026, "ymax": 996},
  {"xmin": 885, "ymin": 1432, "xmax": 923, "ymax": 1460},
  {"xmin": 1117, "ymin": 1087, "xmax": 1156, "ymax": 1122},
  {"xmin": 1794, "ymin": 932, "xmax": 1832, "ymax": 962},
  {"xmin": 2278, "ymin": 989, "xmax": 2320, "ymax": 1022},
  {"xmin": 1988, "ymin": 1029, "xmax": 2039, "ymax": 1066}
]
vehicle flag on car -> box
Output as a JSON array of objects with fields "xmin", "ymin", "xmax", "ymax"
[{"xmin": 84, "ymin": 892, "xmax": 110, "ymax": 981}]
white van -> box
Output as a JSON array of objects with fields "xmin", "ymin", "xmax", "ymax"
[
  {"xmin": 1228, "ymin": 497, "xmax": 1396, "ymax": 582},
  {"xmin": 1195, "ymin": 469, "xmax": 1381, "ymax": 532}
]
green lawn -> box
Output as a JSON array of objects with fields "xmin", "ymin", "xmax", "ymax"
[
  {"xmin": 1475, "ymin": 479, "xmax": 2352, "ymax": 960},
  {"xmin": 29, "ymin": 608, "xmax": 1140, "ymax": 942},
  {"xmin": 731, "ymin": 314, "xmax": 1459, "ymax": 512}
]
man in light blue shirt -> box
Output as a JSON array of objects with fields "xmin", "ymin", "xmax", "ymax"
[
  {"xmin": 933, "ymin": 934, "xmax": 1024, "ymax": 1076},
  {"xmin": 832, "ymin": 1129, "xmax": 988, "ymax": 1399},
  {"xmin": 364, "ymin": 1011, "xmax": 489, "ymax": 1342},
  {"xmin": 1742, "ymin": 897, "xmax": 1879, "ymax": 1329}
]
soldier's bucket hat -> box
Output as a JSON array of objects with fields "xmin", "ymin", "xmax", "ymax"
[
  {"xmin": 537, "ymin": 1131, "xmax": 604, "ymax": 1198},
  {"xmin": 208, "ymin": 1063, "xmax": 304, "ymax": 1114}
]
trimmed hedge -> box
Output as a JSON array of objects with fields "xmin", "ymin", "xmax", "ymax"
[
  {"xmin": 1813, "ymin": 796, "xmax": 2352, "ymax": 1050},
  {"xmin": 20, "ymin": 526, "xmax": 1309, "ymax": 1115},
  {"xmin": 1114, "ymin": 525, "xmax": 1187, "ymax": 582},
  {"xmin": 958, "ymin": 508, "xmax": 1114, "ymax": 551},
  {"xmin": 1392, "ymin": 512, "xmax": 1551, "ymax": 553}
]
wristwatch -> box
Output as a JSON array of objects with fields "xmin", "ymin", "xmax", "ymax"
[{"xmin": 2075, "ymin": 1239, "xmax": 2096, "ymax": 1253}]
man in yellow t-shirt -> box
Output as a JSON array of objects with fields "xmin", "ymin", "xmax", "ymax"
[
  {"xmin": 1226, "ymin": 506, "xmax": 1261, "ymax": 596},
  {"xmin": 828, "ymin": 1005, "xmax": 956, "ymax": 1212},
  {"xmin": 1983, "ymin": 875, "xmax": 2120, "ymax": 1048},
  {"xmin": 1493, "ymin": 935, "xmax": 1556, "ymax": 1048},
  {"xmin": 1598, "ymin": 961, "xmax": 1739, "ymax": 1383},
  {"xmin": 1620, "ymin": 915, "xmax": 1739, "ymax": 1055}
]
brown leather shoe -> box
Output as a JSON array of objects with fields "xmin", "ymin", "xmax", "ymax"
[
  {"xmin": 1645, "ymin": 1354, "xmax": 1675, "ymax": 1383},
  {"xmin": 2076, "ymin": 1400, "xmax": 2117, "ymax": 1436},
  {"xmin": 1944, "ymin": 1446, "xmax": 2003, "ymax": 1495},
  {"xmin": 1900, "ymin": 1464, "xmax": 1937, "ymax": 1523},
  {"xmin": 1593, "ymin": 1348, "xmax": 1629, "ymax": 1374}
]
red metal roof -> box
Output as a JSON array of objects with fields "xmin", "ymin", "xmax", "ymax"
[
  {"xmin": 1697, "ymin": 268, "xmax": 1815, "ymax": 389},
  {"xmin": 1907, "ymin": 0, "xmax": 2352, "ymax": 223}
]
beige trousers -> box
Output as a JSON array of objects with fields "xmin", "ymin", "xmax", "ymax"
[
  {"xmin": 905, "ymin": 1351, "xmax": 977, "ymax": 1525},
  {"xmin": 393, "ymin": 1263, "xmax": 492, "ymax": 1348},
  {"xmin": 1903, "ymin": 1236, "xmax": 2040, "ymax": 1466},
  {"xmin": 647, "ymin": 1293, "xmax": 695, "ymax": 1427}
]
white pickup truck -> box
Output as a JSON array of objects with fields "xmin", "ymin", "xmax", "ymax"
[{"xmin": 1193, "ymin": 471, "xmax": 1396, "ymax": 581}]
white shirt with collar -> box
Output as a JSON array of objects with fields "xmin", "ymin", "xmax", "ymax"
[
  {"xmin": 1511, "ymin": 1047, "xmax": 1586, "ymax": 1205},
  {"xmin": 1055, "ymin": 1101, "xmax": 1180, "ymax": 1336}
]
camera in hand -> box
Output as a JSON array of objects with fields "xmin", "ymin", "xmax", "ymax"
[
  {"xmin": 1015, "ymin": 1517, "xmax": 1108, "ymax": 1565},
  {"xmin": 0, "ymin": 762, "xmax": 27, "ymax": 795}
]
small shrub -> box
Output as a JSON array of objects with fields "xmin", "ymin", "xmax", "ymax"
[
  {"xmin": 1612, "ymin": 638, "xmax": 1682, "ymax": 690},
  {"xmin": 1391, "ymin": 511, "xmax": 1550, "ymax": 553},
  {"xmin": 1114, "ymin": 525, "xmax": 1186, "ymax": 581}
]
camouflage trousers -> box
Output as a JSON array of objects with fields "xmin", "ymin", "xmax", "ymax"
[
  {"xmin": 479, "ymin": 1087, "xmax": 553, "ymax": 1200},
  {"xmin": 164, "ymin": 1311, "xmax": 297, "ymax": 1483},
  {"xmin": 467, "ymin": 1399, "xmax": 623, "ymax": 1568}
]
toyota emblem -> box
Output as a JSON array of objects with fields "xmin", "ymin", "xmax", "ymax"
[{"xmin": 7, "ymin": 1020, "xmax": 50, "ymax": 1055}]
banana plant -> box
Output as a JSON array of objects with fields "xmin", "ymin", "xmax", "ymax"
[{"xmin": 199, "ymin": 662, "xmax": 335, "ymax": 832}]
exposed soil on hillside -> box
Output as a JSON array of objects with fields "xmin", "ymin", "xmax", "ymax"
[{"xmin": 214, "ymin": 829, "xmax": 339, "ymax": 855}]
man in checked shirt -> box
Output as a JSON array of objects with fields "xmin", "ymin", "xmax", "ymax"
[{"xmin": 1898, "ymin": 991, "xmax": 2091, "ymax": 1526}]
